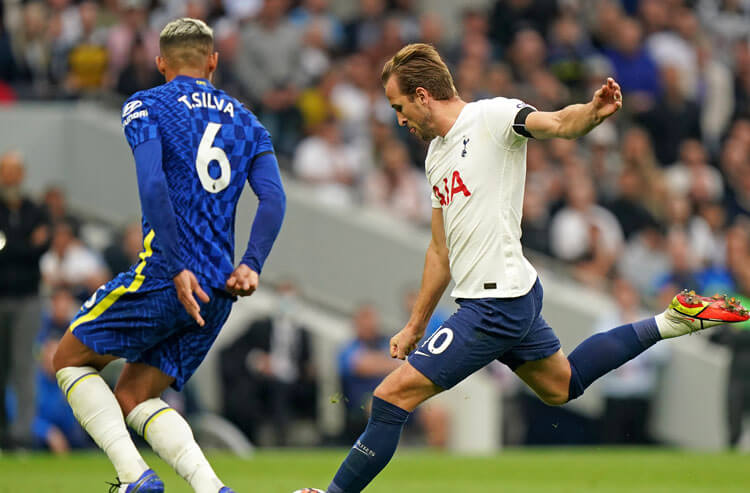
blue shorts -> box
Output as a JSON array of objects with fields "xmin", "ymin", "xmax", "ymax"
[
  {"xmin": 69, "ymin": 271, "xmax": 233, "ymax": 390},
  {"xmin": 408, "ymin": 278, "xmax": 560, "ymax": 389}
]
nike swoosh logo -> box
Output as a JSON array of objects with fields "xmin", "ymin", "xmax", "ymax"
[{"xmin": 413, "ymin": 350, "xmax": 431, "ymax": 357}]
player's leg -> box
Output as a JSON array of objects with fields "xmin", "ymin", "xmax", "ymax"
[
  {"xmin": 119, "ymin": 362, "xmax": 228, "ymax": 493},
  {"xmin": 53, "ymin": 330, "xmax": 155, "ymax": 488},
  {"xmin": 324, "ymin": 300, "xmax": 511, "ymax": 493},
  {"xmin": 516, "ymin": 291, "xmax": 749, "ymax": 404},
  {"xmin": 122, "ymin": 290, "xmax": 235, "ymax": 493},
  {"xmin": 326, "ymin": 362, "xmax": 441, "ymax": 493}
]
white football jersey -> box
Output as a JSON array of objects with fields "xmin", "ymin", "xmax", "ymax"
[{"xmin": 425, "ymin": 97, "xmax": 538, "ymax": 299}]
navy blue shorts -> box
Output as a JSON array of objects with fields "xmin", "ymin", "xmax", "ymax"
[
  {"xmin": 408, "ymin": 278, "xmax": 560, "ymax": 389},
  {"xmin": 69, "ymin": 271, "xmax": 233, "ymax": 390}
]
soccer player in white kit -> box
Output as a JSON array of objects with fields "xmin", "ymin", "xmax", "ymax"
[{"xmin": 295, "ymin": 44, "xmax": 749, "ymax": 493}]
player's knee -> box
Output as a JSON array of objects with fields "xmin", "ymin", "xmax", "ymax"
[
  {"xmin": 373, "ymin": 381, "xmax": 400, "ymax": 404},
  {"xmin": 52, "ymin": 346, "xmax": 74, "ymax": 374},
  {"xmin": 539, "ymin": 390, "xmax": 569, "ymax": 406},
  {"xmin": 114, "ymin": 386, "xmax": 142, "ymax": 416}
]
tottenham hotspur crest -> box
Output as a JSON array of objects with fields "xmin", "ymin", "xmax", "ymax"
[{"xmin": 461, "ymin": 136, "xmax": 470, "ymax": 157}]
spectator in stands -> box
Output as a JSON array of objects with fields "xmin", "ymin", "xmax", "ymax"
[
  {"xmin": 655, "ymin": 229, "xmax": 704, "ymax": 305},
  {"xmin": 489, "ymin": 0, "xmax": 559, "ymax": 51},
  {"xmin": 343, "ymin": 0, "xmax": 387, "ymax": 55},
  {"xmin": 695, "ymin": 38, "xmax": 735, "ymax": 153},
  {"xmin": 546, "ymin": 13, "xmax": 594, "ymax": 91},
  {"xmin": 618, "ymin": 221, "xmax": 670, "ymax": 297},
  {"xmin": 115, "ymin": 35, "xmax": 161, "ymax": 97},
  {"xmin": 10, "ymin": 1, "xmax": 54, "ymax": 98},
  {"xmin": 603, "ymin": 16, "xmax": 660, "ymax": 113},
  {"xmin": 330, "ymin": 53, "xmax": 382, "ymax": 145},
  {"xmin": 297, "ymin": 68, "xmax": 340, "ymax": 135},
  {"xmin": 42, "ymin": 185, "xmax": 81, "ymax": 235},
  {"xmin": 59, "ymin": 0, "xmax": 109, "ymax": 96},
  {"xmin": 521, "ymin": 183, "xmax": 552, "ymax": 256},
  {"xmin": 363, "ymin": 138, "xmax": 430, "ymax": 224},
  {"xmin": 235, "ymin": 0, "xmax": 305, "ymax": 156},
  {"xmin": 585, "ymin": 121, "xmax": 621, "ymax": 202},
  {"xmin": 105, "ymin": 0, "xmax": 158, "ymax": 87},
  {"xmin": 103, "ymin": 221, "xmax": 142, "ymax": 275},
  {"xmin": 338, "ymin": 304, "xmax": 400, "ymax": 442},
  {"xmin": 0, "ymin": 150, "xmax": 49, "ymax": 449},
  {"xmin": 39, "ymin": 219, "xmax": 108, "ymax": 299},
  {"xmin": 733, "ymin": 38, "xmax": 750, "ymax": 119},
  {"xmin": 32, "ymin": 287, "xmax": 89, "ymax": 453},
  {"xmin": 293, "ymin": 117, "xmax": 362, "ymax": 207},
  {"xmin": 594, "ymin": 277, "xmax": 670, "ymax": 444},
  {"xmin": 665, "ymin": 139, "xmax": 724, "ymax": 204},
  {"xmin": 607, "ymin": 166, "xmax": 658, "ymax": 240},
  {"xmin": 619, "ymin": 126, "xmax": 667, "ymax": 217},
  {"xmin": 697, "ymin": 0, "xmax": 750, "ymax": 61},
  {"xmin": 549, "ymin": 175, "xmax": 624, "ymax": 286},
  {"xmin": 417, "ymin": 12, "xmax": 447, "ymax": 58},
  {"xmin": 288, "ymin": 0, "xmax": 344, "ymax": 51},
  {"xmin": 0, "ymin": 3, "xmax": 19, "ymax": 91},
  {"xmin": 637, "ymin": 64, "xmax": 703, "ymax": 165},
  {"xmin": 644, "ymin": 7, "xmax": 699, "ymax": 102},
  {"xmin": 220, "ymin": 282, "xmax": 316, "ymax": 446}
]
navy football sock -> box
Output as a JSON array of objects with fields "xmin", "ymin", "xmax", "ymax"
[
  {"xmin": 567, "ymin": 318, "xmax": 661, "ymax": 401},
  {"xmin": 327, "ymin": 397, "xmax": 410, "ymax": 493}
]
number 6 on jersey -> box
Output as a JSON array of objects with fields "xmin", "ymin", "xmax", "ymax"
[{"xmin": 196, "ymin": 122, "xmax": 231, "ymax": 193}]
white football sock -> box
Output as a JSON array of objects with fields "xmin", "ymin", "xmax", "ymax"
[
  {"xmin": 126, "ymin": 398, "xmax": 224, "ymax": 493},
  {"xmin": 56, "ymin": 366, "xmax": 148, "ymax": 483}
]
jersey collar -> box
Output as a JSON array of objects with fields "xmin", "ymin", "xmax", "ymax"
[{"xmin": 172, "ymin": 75, "xmax": 213, "ymax": 87}]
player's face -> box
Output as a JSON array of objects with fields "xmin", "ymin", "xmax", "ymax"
[{"xmin": 385, "ymin": 75, "xmax": 436, "ymax": 141}]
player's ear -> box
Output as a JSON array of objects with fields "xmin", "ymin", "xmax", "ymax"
[
  {"xmin": 415, "ymin": 87, "xmax": 428, "ymax": 105},
  {"xmin": 155, "ymin": 56, "xmax": 167, "ymax": 76},
  {"xmin": 207, "ymin": 52, "xmax": 219, "ymax": 75}
]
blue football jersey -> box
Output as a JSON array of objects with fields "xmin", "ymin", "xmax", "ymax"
[{"xmin": 121, "ymin": 75, "xmax": 274, "ymax": 289}]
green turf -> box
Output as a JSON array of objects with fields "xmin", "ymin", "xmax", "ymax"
[{"xmin": 0, "ymin": 448, "xmax": 747, "ymax": 492}]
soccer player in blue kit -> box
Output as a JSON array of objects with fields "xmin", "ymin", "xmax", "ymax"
[
  {"xmin": 52, "ymin": 18, "xmax": 285, "ymax": 493},
  {"xmin": 295, "ymin": 43, "xmax": 750, "ymax": 493}
]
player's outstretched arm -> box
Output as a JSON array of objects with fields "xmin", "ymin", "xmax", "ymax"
[
  {"xmin": 525, "ymin": 77, "xmax": 622, "ymax": 140},
  {"xmin": 234, "ymin": 141, "xmax": 286, "ymax": 295},
  {"xmin": 391, "ymin": 209, "xmax": 451, "ymax": 360}
]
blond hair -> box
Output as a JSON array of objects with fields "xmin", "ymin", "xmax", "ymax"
[
  {"xmin": 381, "ymin": 43, "xmax": 456, "ymax": 100},
  {"xmin": 159, "ymin": 18, "xmax": 214, "ymax": 67}
]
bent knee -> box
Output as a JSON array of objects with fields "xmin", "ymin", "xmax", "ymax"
[
  {"xmin": 114, "ymin": 386, "xmax": 143, "ymax": 416},
  {"xmin": 539, "ymin": 391, "xmax": 569, "ymax": 406}
]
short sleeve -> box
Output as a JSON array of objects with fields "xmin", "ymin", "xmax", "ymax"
[
  {"xmin": 430, "ymin": 186, "xmax": 442, "ymax": 209},
  {"xmin": 481, "ymin": 97, "xmax": 536, "ymax": 149},
  {"xmin": 121, "ymin": 95, "xmax": 159, "ymax": 150}
]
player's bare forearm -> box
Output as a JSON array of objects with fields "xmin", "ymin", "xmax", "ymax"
[
  {"xmin": 527, "ymin": 77, "xmax": 622, "ymax": 140},
  {"xmin": 391, "ymin": 209, "xmax": 450, "ymax": 360},
  {"xmin": 406, "ymin": 240, "xmax": 451, "ymax": 336}
]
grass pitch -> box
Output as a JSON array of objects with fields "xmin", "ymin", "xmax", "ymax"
[{"xmin": 0, "ymin": 448, "xmax": 747, "ymax": 492}]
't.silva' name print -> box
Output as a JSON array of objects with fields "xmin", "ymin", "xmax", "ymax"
[
  {"xmin": 433, "ymin": 170, "xmax": 471, "ymax": 206},
  {"xmin": 177, "ymin": 92, "xmax": 235, "ymax": 117}
]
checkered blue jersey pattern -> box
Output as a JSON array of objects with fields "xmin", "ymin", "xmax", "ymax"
[{"xmin": 121, "ymin": 75, "xmax": 274, "ymax": 289}]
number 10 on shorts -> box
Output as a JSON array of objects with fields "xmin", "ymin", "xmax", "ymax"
[{"xmin": 420, "ymin": 327, "xmax": 454, "ymax": 355}]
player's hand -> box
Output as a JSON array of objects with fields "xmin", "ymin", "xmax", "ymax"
[
  {"xmin": 592, "ymin": 77, "xmax": 622, "ymax": 121},
  {"xmin": 173, "ymin": 269, "xmax": 210, "ymax": 327},
  {"xmin": 390, "ymin": 325, "xmax": 424, "ymax": 360},
  {"xmin": 225, "ymin": 264, "xmax": 259, "ymax": 297}
]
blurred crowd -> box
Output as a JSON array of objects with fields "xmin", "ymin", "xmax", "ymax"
[{"xmin": 2, "ymin": 0, "xmax": 750, "ymax": 450}]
